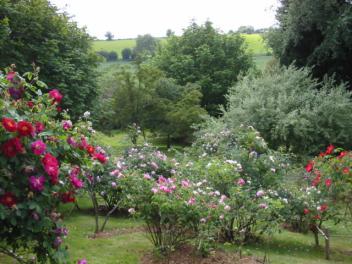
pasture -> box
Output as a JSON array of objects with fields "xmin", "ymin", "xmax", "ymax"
[{"xmin": 92, "ymin": 34, "xmax": 270, "ymax": 57}]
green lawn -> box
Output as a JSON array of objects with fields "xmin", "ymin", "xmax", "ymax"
[
  {"xmin": 254, "ymin": 55, "xmax": 273, "ymax": 70},
  {"xmin": 2, "ymin": 196, "xmax": 351, "ymax": 263},
  {"xmin": 241, "ymin": 34, "xmax": 270, "ymax": 55},
  {"xmin": 94, "ymin": 131, "xmax": 184, "ymax": 157}
]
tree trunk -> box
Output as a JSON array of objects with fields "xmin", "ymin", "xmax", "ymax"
[
  {"xmin": 90, "ymin": 192, "xmax": 100, "ymax": 234},
  {"xmin": 167, "ymin": 134, "xmax": 171, "ymax": 149},
  {"xmin": 313, "ymin": 229, "xmax": 319, "ymax": 247},
  {"xmin": 100, "ymin": 205, "xmax": 119, "ymax": 232}
]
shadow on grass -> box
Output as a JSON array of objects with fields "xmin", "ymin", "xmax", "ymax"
[{"xmin": 224, "ymin": 230, "xmax": 352, "ymax": 263}]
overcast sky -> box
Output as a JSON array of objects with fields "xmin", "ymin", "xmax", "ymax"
[{"xmin": 49, "ymin": 0, "xmax": 279, "ymax": 39}]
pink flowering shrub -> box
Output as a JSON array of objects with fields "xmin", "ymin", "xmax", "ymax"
[
  {"xmin": 118, "ymin": 169, "xmax": 228, "ymax": 256},
  {"xmin": 120, "ymin": 144, "xmax": 177, "ymax": 179},
  {"xmin": 0, "ymin": 67, "xmax": 105, "ymax": 263}
]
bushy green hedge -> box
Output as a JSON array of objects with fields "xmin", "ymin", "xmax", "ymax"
[{"xmin": 223, "ymin": 64, "xmax": 352, "ymax": 155}]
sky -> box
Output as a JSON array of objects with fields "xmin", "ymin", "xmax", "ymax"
[{"xmin": 49, "ymin": 0, "xmax": 279, "ymax": 39}]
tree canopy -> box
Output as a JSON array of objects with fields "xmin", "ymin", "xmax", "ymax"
[
  {"xmin": 266, "ymin": 0, "xmax": 352, "ymax": 89},
  {"xmin": 132, "ymin": 34, "xmax": 159, "ymax": 63},
  {"xmin": 0, "ymin": 0, "xmax": 99, "ymax": 119},
  {"xmin": 153, "ymin": 21, "xmax": 253, "ymax": 115}
]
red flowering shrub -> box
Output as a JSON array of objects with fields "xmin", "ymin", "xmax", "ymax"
[
  {"xmin": 0, "ymin": 67, "xmax": 108, "ymax": 263},
  {"xmin": 305, "ymin": 145, "xmax": 352, "ymax": 213},
  {"xmin": 300, "ymin": 145, "xmax": 352, "ymax": 244}
]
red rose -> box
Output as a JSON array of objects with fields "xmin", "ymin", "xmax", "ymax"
[
  {"xmin": 338, "ymin": 151, "xmax": 347, "ymax": 159},
  {"xmin": 2, "ymin": 117, "xmax": 17, "ymax": 132},
  {"xmin": 1, "ymin": 137, "xmax": 24, "ymax": 157},
  {"xmin": 49, "ymin": 89, "xmax": 63, "ymax": 104},
  {"xmin": 325, "ymin": 144, "xmax": 334, "ymax": 155},
  {"xmin": 314, "ymin": 215, "xmax": 321, "ymax": 220},
  {"xmin": 61, "ymin": 191, "xmax": 75, "ymax": 203},
  {"xmin": 35, "ymin": 122, "xmax": 45, "ymax": 133},
  {"xmin": 319, "ymin": 204, "xmax": 328, "ymax": 212},
  {"xmin": 325, "ymin": 178, "xmax": 332, "ymax": 188},
  {"xmin": 42, "ymin": 153, "xmax": 59, "ymax": 166},
  {"xmin": 17, "ymin": 120, "xmax": 34, "ymax": 137},
  {"xmin": 27, "ymin": 101, "xmax": 34, "ymax": 108},
  {"xmin": 41, "ymin": 153, "xmax": 60, "ymax": 184},
  {"xmin": 305, "ymin": 161, "xmax": 314, "ymax": 172},
  {"xmin": 342, "ymin": 167, "xmax": 350, "ymax": 175},
  {"xmin": 86, "ymin": 145, "xmax": 95, "ymax": 155},
  {"xmin": 312, "ymin": 175, "xmax": 321, "ymax": 187},
  {"xmin": 0, "ymin": 192, "xmax": 16, "ymax": 208},
  {"xmin": 93, "ymin": 152, "xmax": 107, "ymax": 164},
  {"xmin": 303, "ymin": 208, "xmax": 310, "ymax": 215}
]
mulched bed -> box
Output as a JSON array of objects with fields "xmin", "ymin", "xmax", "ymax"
[{"xmin": 141, "ymin": 245, "xmax": 260, "ymax": 264}]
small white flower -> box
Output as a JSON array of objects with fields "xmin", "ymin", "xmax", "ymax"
[
  {"xmin": 128, "ymin": 208, "xmax": 136, "ymax": 215},
  {"xmin": 83, "ymin": 111, "xmax": 91, "ymax": 118}
]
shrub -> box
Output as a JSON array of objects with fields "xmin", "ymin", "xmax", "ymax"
[
  {"xmin": 304, "ymin": 145, "xmax": 352, "ymax": 218},
  {"xmin": 184, "ymin": 123, "xmax": 287, "ymax": 242},
  {"xmin": 97, "ymin": 51, "xmax": 118, "ymax": 62},
  {"xmin": 122, "ymin": 48, "xmax": 132, "ymax": 61},
  {"xmin": 0, "ymin": 68, "xmax": 104, "ymax": 262},
  {"xmin": 224, "ymin": 64, "xmax": 352, "ymax": 155},
  {"xmin": 118, "ymin": 172, "xmax": 225, "ymax": 256}
]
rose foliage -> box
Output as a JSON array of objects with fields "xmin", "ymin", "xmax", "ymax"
[{"xmin": 0, "ymin": 68, "xmax": 108, "ymax": 263}]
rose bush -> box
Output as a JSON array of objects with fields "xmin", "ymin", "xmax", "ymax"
[
  {"xmin": 118, "ymin": 171, "xmax": 228, "ymax": 256},
  {"xmin": 0, "ymin": 67, "xmax": 107, "ymax": 263},
  {"xmin": 184, "ymin": 123, "xmax": 287, "ymax": 242},
  {"xmin": 300, "ymin": 145, "xmax": 352, "ymax": 245}
]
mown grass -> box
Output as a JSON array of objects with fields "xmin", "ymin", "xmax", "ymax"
[
  {"xmin": 1, "ymin": 194, "xmax": 351, "ymax": 263},
  {"xmin": 224, "ymin": 222, "xmax": 352, "ymax": 264},
  {"xmin": 94, "ymin": 130, "xmax": 184, "ymax": 157}
]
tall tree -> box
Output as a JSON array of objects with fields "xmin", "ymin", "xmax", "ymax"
[
  {"xmin": 105, "ymin": 31, "xmax": 114, "ymax": 41},
  {"xmin": 132, "ymin": 34, "xmax": 159, "ymax": 63},
  {"xmin": 267, "ymin": 0, "xmax": 352, "ymax": 89},
  {"xmin": 166, "ymin": 29, "xmax": 175, "ymax": 37},
  {"xmin": 154, "ymin": 21, "xmax": 253, "ymax": 115},
  {"xmin": 0, "ymin": 0, "xmax": 99, "ymax": 119}
]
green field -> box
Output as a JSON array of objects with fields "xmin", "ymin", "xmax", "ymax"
[
  {"xmin": 92, "ymin": 34, "xmax": 270, "ymax": 57},
  {"xmin": 93, "ymin": 39, "xmax": 136, "ymax": 58}
]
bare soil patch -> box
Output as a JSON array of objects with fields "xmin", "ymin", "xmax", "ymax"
[
  {"xmin": 88, "ymin": 226, "xmax": 144, "ymax": 239},
  {"xmin": 141, "ymin": 245, "xmax": 260, "ymax": 264}
]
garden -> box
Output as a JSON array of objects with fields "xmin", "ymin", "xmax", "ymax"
[
  {"xmin": 0, "ymin": 68, "xmax": 351, "ymax": 263},
  {"xmin": 1, "ymin": 0, "xmax": 352, "ymax": 263}
]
